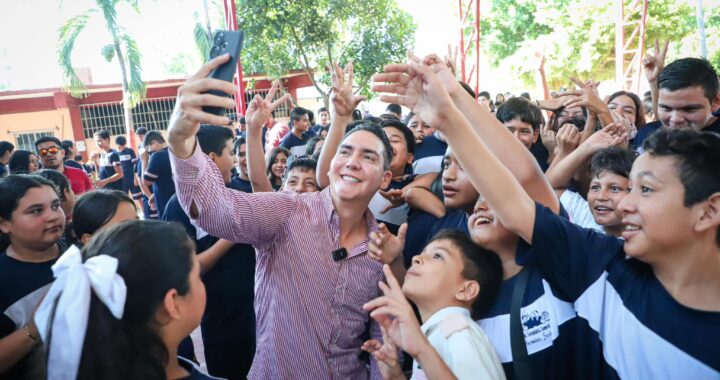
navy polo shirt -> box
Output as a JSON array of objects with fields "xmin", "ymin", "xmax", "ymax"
[
  {"xmin": 279, "ymin": 131, "xmax": 313, "ymax": 154},
  {"xmin": 63, "ymin": 159, "xmax": 85, "ymax": 171},
  {"xmin": 98, "ymin": 149, "xmax": 123, "ymax": 190},
  {"xmin": 144, "ymin": 147, "xmax": 176, "ymax": 217},
  {"xmin": 634, "ymin": 116, "xmax": 720, "ymax": 150},
  {"xmin": 117, "ymin": 147, "xmax": 138, "ymax": 191}
]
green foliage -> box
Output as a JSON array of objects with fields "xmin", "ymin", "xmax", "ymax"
[
  {"xmin": 236, "ymin": 0, "xmax": 415, "ymax": 102},
  {"xmin": 481, "ymin": 0, "xmax": 697, "ymax": 89},
  {"xmin": 57, "ymin": 0, "xmax": 146, "ymax": 106}
]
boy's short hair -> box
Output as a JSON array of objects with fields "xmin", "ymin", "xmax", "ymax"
[
  {"xmin": 143, "ymin": 131, "xmax": 165, "ymax": 147},
  {"xmin": 381, "ymin": 119, "xmax": 416, "ymax": 154},
  {"xmin": 283, "ymin": 156, "xmax": 317, "ymax": 181},
  {"xmin": 115, "ymin": 136, "xmax": 127, "ymax": 146},
  {"xmin": 197, "ymin": 125, "xmax": 233, "ymax": 156},
  {"xmin": 496, "ymin": 97, "xmax": 544, "ymax": 131},
  {"xmin": 317, "ymin": 106, "xmax": 328, "ymax": 114},
  {"xmin": 135, "ymin": 127, "xmax": 148, "ymax": 135},
  {"xmin": 590, "ymin": 147, "xmax": 637, "ymax": 179},
  {"xmin": 94, "ymin": 130, "xmax": 110, "ymax": 140},
  {"xmin": 643, "ymin": 128, "xmax": 720, "ymax": 207},
  {"xmin": 343, "ymin": 121, "xmax": 394, "ymax": 171},
  {"xmin": 658, "ymin": 58, "xmax": 719, "ymax": 103},
  {"xmin": 290, "ymin": 107, "xmax": 310, "ymax": 122},
  {"xmin": 61, "ymin": 140, "xmax": 74, "ymax": 156},
  {"xmin": 233, "ymin": 137, "xmax": 246, "ymax": 156},
  {"xmin": 0, "ymin": 141, "xmax": 15, "ymax": 156},
  {"xmin": 478, "ymin": 91, "xmax": 491, "ymax": 100},
  {"xmin": 428, "ymin": 229, "xmax": 503, "ymax": 318},
  {"xmin": 386, "ymin": 103, "xmax": 402, "ymax": 115},
  {"xmin": 34, "ymin": 136, "xmax": 62, "ymax": 150},
  {"xmin": 644, "ymin": 128, "xmax": 720, "ymax": 245}
]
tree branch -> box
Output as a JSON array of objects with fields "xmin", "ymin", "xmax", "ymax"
[{"xmin": 288, "ymin": 24, "xmax": 327, "ymax": 99}]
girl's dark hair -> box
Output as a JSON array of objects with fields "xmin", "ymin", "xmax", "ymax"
[
  {"xmin": 72, "ymin": 190, "xmax": 136, "ymax": 245},
  {"xmin": 0, "ymin": 175, "xmax": 57, "ymax": 250},
  {"xmin": 607, "ymin": 91, "xmax": 646, "ymax": 129},
  {"xmin": 8, "ymin": 150, "xmax": 36, "ymax": 174},
  {"xmin": 305, "ymin": 137, "xmax": 323, "ymax": 156},
  {"xmin": 37, "ymin": 169, "xmax": 71, "ymax": 202},
  {"xmin": 266, "ymin": 147, "xmax": 290, "ymax": 184},
  {"xmin": 75, "ymin": 220, "xmax": 195, "ymax": 380},
  {"xmin": 428, "ymin": 229, "xmax": 503, "ymax": 319}
]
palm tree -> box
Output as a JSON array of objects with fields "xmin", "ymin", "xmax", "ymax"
[{"xmin": 58, "ymin": 0, "xmax": 146, "ymax": 141}]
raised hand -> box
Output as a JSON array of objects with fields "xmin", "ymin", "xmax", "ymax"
[
  {"xmin": 368, "ymin": 223, "xmax": 407, "ymax": 265},
  {"xmin": 562, "ymin": 77, "xmax": 609, "ymax": 116},
  {"xmin": 581, "ymin": 123, "xmax": 627, "ymax": 154},
  {"xmin": 361, "ymin": 326, "xmax": 405, "ymax": 380},
  {"xmin": 373, "ymin": 57, "xmax": 456, "ymax": 129},
  {"xmin": 540, "ymin": 122, "xmax": 557, "ymax": 155},
  {"xmin": 609, "ymin": 110, "xmax": 636, "ymax": 142},
  {"xmin": 363, "ymin": 265, "xmax": 429, "ymax": 358},
  {"xmin": 379, "ymin": 189, "xmax": 405, "ymax": 214},
  {"xmin": 556, "ymin": 123, "xmax": 581, "ymax": 155},
  {"xmin": 445, "ymin": 44, "xmax": 459, "ymax": 78},
  {"xmin": 643, "ymin": 39, "xmax": 669, "ymax": 84},
  {"xmin": 168, "ymin": 54, "xmax": 238, "ymax": 158},
  {"xmin": 419, "ymin": 52, "xmax": 462, "ymax": 99},
  {"xmin": 245, "ymin": 80, "xmax": 291, "ymax": 132},
  {"xmin": 330, "ymin": 61, "xmax": 366, "ymax": 118}
]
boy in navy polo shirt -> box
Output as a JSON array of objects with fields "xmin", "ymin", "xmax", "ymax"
[
  {"xmin": 381, "ymin": 62, "xmax": 720, "ymax": 379},
  {"xmin": 279, "ymin": 107, "xmax": 312, "ymax": 155},
  {"xmin": 163, "ymin": 125, "xmax": 256, "ymax": 379},
  {"xmin": 634, "ymin": 57, "xmax": 720, "ymax": 149},
  {"xmin": 93, "ymin": 129, "xmax": 124, "ymax": 190},
  {"xmin": 114, "ymin": 135, "xmax": 140, "ymax": 198},
  {"xmin": 142, "ymin": 131, "xmax": 176, "ymax": 217}
]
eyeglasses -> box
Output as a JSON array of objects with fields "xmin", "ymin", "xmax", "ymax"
[{"xmin": 38, "ymin": 147, "xmax": 61, "ymax": 157}]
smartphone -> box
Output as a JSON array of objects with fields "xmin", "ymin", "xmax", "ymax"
[{"xmin": 203, "ymin": 29, "xmax": 245, "ymax": 116}]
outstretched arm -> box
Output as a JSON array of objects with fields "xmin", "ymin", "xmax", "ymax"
[
  {"xmin": 316, "ymin": 62, "xmax": 366, "ymax": 188},
  {"xmin": 374, "ymin": 60, "xmax": 536, "ymax": 242},
  {"xmin": 414, "ymin": 53, "xmax": 559, "ymax": 214}
]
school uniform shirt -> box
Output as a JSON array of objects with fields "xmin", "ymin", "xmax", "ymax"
[
  {"xmin": 402, "ymin": 209, "xmax": 440, "ymax": 267},
  {"xmin": 425, "ymin": 209, "xmax": 469, "ymax": 245},
  {"xmin": 529, "ymin": 139, "xmax": 550, "ymax": 172},
  {"xmin": 98, "ymin": 149, "xmax": 123, "ymax": 190},
  {"xmin": 170, "ymin": 144, "xmax": 386, "ymax": 380},
  {"xmin": 516, "ymin": 202, "xmax": 720, "ymax": 379},
  {"xmin": 0, "ymin": 251, "xmax": 57, "ymax": 379},
  {"xmin": 62, "ymin": 165, "xmax": 93, "ymax": 196},
  {"xmin": 144, "ymin": 147, "xmax": 176, "ymax": 217},
  {"xmin": 634, "ymin": 117, "xmax": 720, "ymax": 151},
  {"xmin": 412, "ymin": 134, "xmax": 447, "ymax": 175},
  {"xmin": 478, "ymin": 268, "xmax": 581, "ymax": 380},
  {"xmin": 136, "ymin": 158, "xmax": 158, "ymax": 219},
  {"xmin": 412, "ymin": 307, "xmax": 506, "ymax": 380},
  {"xmin": 164, "ymin": 192, "xmax": 256, "ymax": 379},
  {"xmin": 117, "ymin": 147, "xmax": 138, "ymax": 192},
  {"xmin": 279, "ymin": 131, "xmax": 313, "ymax": 156},
  {"xmin": 178, "ymin": 356, "xmax": 224, "ymax": 380},
  {"xmin": 230, "ymin": 176, "xmax": 253, "ymax": 193},
  {"xmin": 368, "ymin": 175, "xmax": 415, "ymax": 235},
  {"xmin": 558, "ymin": 190, "xmax": 603, "ymax": 233}
]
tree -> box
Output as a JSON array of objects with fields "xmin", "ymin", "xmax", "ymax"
[
  {"xmin": 58, "ymin": 0, "xmax": 146, "ymax": 138},
  {"xmin": 480, "ymin": 0, "xmax": 697, "ymax": 90},
  {"xmin": 236, "ymin": 0, "xmax": 416, "ymax": 108}
]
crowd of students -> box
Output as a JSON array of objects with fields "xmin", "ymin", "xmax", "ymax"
[{"xmin": 0, "ymin": 37, "xmax": 719, "ymax": 379}]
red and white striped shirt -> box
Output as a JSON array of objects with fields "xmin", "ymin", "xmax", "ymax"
[{"xmin": 170, "ymin": 145, "xmax": 384, "ymax": 379}]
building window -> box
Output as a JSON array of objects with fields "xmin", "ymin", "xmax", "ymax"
[
  {"xmin": 12, "ymin": 130, "xmax": 55, "ymax": 152},
  {"xmin": 80, "ymin": 97, "xmax": 178, "ymax": 138}
]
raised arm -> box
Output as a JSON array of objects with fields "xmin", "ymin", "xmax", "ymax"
[
  {"xmin": 166, "ymin": 55, "xmax": 294, "ymax": 246},
  {"xmin": 374, "ymin": 61, "xmax": 536, "ymax": 242},
  {"xmin": 546, "ymin": 124, "xmax": 626, "ymax": 194},
  {"xmin": 316, "ymin": 62, "xmax": 365, "ymax": 188},
  {"xmin": 418, "ymin": 53, "xmax": 559, "ymax": 213},
  {"xmin": 247, "ymin": 82, "xmax": 285, "ymax": 193},
  {"xmin": 643, "ymin": 40, "xmax": 668, "ymax": 121}
]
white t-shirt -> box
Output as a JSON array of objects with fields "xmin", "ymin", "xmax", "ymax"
[
  {"xmin": 411, "ymin": 307, "xmax": 506, "ymax": 380},
  {"xmin": 559, "ymin": 190, "xmax": 604, "ymax": 233}
]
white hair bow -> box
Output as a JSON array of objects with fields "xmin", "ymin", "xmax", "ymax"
[{"xmin": 34, "ymin": 245, "xmax": 127, "ymax": 380}]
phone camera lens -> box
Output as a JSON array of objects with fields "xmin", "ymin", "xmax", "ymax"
[
  {"xmin": 222, "ymin": 41, "xmax": 228, "ymax": 50},
  {"xmin": 210, "ymin": 46, "xmax": 221, "ymax": 58},
  {"xmin": 214, "ymin": 32, "xmax": 224, "ymax": 45}
]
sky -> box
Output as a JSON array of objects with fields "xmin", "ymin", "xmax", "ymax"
[{"xmin": 0, "ymin": 0, "xmax": 466, "ymax": 92}]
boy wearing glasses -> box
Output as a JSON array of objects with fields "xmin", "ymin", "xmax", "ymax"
[{"xmin": 35, "ymin": 136, "xmax": 92, "ymax": 195}]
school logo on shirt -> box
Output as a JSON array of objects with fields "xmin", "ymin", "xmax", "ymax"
[
  {"xmin": 522, "ymin": 308, "xmax": 553, "ymax": 348},
  {"xmin": 99, "ymin": 155, "xmax": 110, "ymax": 167},
  {"xmin": 119, "ymin": 154, "xmax": 132, "ymax": 161}
]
